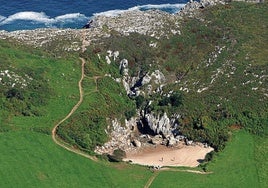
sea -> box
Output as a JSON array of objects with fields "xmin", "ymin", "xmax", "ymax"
[{"xmin": 0, "ymin": 0, "xmax": 188, "ymax": 31}]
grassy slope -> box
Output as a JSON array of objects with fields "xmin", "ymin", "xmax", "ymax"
[
  {"xmin": 10, "ymin": 57, "xmax": 81, "ymax": 130},
  {"xmin": 0, "ymin": 131, "xmax": 150, "ymax": 188},
  {"xmin": 162, "ymin": 2, "xmax": 268, "ymax": 116},
  {"xmin": 56, "ymin": 52, "xmax": 136, "ymax": 151},
  {"xmin": 0, "ymin": 41, "xmax": 150, "ymax": 187},
  {"xmin": 151, "ymin": 131, "xmax": 266, "ymax": 188},
  {"xmin": 0, "ymin": 40, "xmax": 81, "ymax": 131}
]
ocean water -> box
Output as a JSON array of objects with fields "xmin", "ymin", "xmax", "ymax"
[{"xmin": 0, "ymin": 0, "xmax": 188, "ymax": 31}]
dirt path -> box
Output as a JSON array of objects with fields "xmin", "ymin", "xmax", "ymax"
[
  {"xmin": 160, "ymin": 168, "xmax": 212, "ymax": 174},
  {"xmin": 144, "ymin": 168, "xmax": 212, "ymax": 188},
  {"xmin": 51, "ymin": 57, "xmax": 97, "ymax": 161},
  {"xmin": 144, "ymin": 171, "xmax": 160, "ymax": 188}
]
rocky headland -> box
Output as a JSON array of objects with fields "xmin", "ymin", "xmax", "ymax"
[
  {"xmin": 1, "ymin": 0, "xmax": 266, "ymax": 166},
  {"xmin": 0, "ymin": 0, "xmax": 227, "ymax": 48}
]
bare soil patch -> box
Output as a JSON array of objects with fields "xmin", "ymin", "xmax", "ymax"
[{"xmin": 124, "ymin": 143, "xmax": 213, "ymax": 167}]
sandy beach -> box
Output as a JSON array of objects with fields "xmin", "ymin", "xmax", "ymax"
[{"xmin": 124, "ymin": 144, "xmax": 213, "ymax": 167}]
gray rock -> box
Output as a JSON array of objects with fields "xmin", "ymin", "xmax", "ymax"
[
  {"xmin": 132, "ymin": 139, "xmax": 142, "ymax": 147},
  {"xmin": 150, "ymin": 135, "xmax": 163, "ymax": 145},
  {"xmin": 144, "ymin": 112, "xmax": 177, "ymax": 137},
  {"xmin": 151, "ymin": 70, "xmax": 165, "ymax": 84},
  {"xmin": 119, "ymin": 59, "xmax": 129, "ymax": 75},
  {"xmin": 92, "ymin": 9, "xmax": 181, "ymax": 38},
  {"xmin": 186, "ymin": 139, "xmax": 194, "ymax": 146},
  {"xmin": 141, "ymin": 73, "xmax": 152, "ymax": 85},
  {"xmin": 105, "ymin": 56, "xmax": 111, "ymax": 64},
  {"xmin": 167, "ymin": 137, "xmax": 177, "ymax": 146}
]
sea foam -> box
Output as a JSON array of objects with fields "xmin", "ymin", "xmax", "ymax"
[
  {"xmin": 93, "ymin": 3, "xmax": 185, "ymax": 17},
  {"xmin": 0, "ymin": 3, "xmax": 185, "ymax": 31},
  {"xmin": 0, "ymin": 11, "xmax": 88, "ymax": 26},
  {"xmin": 55, "ymin": 13, "xmax": 88, "ymax": 22},
  {"xmin": 0, "ymin": 15, "xmax": 6, "ymax": 22},
  {"xmin": 0, "ymin": 12, "xmax": 51, "ymax": 25}
]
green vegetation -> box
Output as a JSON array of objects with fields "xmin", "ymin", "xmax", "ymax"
[
  {"xmin": 97, "ymin": 33, "xmax": 157, "ymax": 76},
  {"xmin": 151, "ymin": 131, "xmax": 266, "ymax": 188},
  {"xmin": 108, "ymin": 149, "xmax": 127, "ymax": 162},
  {"xmin": 0, "ymin": 40, "xmax": 52, "ymax": 119},
  {"xmin": 57, "ymin": 74, "xmax": 136, "ymax": 152},
  {"xmin": 0, "ymin": 131, "xmax": 151, "ymax": 187},
  {"xmin": 0, "ymin": 1, "xmax": 267, "ymax": 187},
  {"xmin": 0, "ymin": 39, "xmax": 81, "ymax": 132},
  {"xmin": 174, "ymin": 2, "xmax": 268, "ymax": 149},
  {"xmin": 120, "ymin": 2, "xmax": 267, "ymax": 151},
  {"xmin": 90, "ymin": 2, "xmax": 268, "ymax": 152}
]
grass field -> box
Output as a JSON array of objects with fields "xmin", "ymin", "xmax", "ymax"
[
  {"xmin": 150, "ymin": 131, "xmax": 266, "ymax": 188},
  {"xmin": 0, "ymin": 131, "xmax": 151, "ymax": 188},
  {"xmin": 0, "ymin": 130, "xmax": 265, "ymax": 187}
]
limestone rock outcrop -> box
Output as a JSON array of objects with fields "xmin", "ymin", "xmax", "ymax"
[{"xmin": 143, "ymin": 112, "xmax": 180, "ymax": 138}]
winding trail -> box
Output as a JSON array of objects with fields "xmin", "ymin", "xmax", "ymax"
[
  {"xmin": 51, "ymin": 30, "xmax": 212, "ymax": 187},
  {"xmin": 51, "ymin": 57, "xmax": 97, "ymax": 161}
]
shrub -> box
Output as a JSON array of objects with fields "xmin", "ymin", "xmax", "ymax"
[
  {"xmin": 108, "ymin": 149, "xmax": 126, "ymax": 162},
  {"xmin": 204, "ymin": 151, "xmax": 216, "ymax": 162}
]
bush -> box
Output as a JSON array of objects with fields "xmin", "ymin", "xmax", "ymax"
[
  {"xmin": 108, "ymin": 149, "xmax": 126, "ymax": 162},
  {"xmin": 204, "ymin": 151, "xmax": 215, "ymax": 162},
  {"xmin": 158, "ymin": 92, "xmax": 183, "ymax": 107},
  {"xmin": 124, "ymin": 108, "xmax": 136, "ymax": 120},
  {"xmin": 135, "ymin": 95, "xmax": 146, "ymax": 109}
]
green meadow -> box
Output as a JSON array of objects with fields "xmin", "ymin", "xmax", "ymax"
[
  {"xmin": 0, "ymin": 130, "xmax": 266, "ymax": 187},
  {"xmin": 0, "ymin": 131, "xmax": 151, "ymax": 188},
  {"xmin": 151, "ymin": 131, "xmax": 267, "ymax": 188}
]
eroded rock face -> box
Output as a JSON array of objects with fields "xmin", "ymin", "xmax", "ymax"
[
  {"xmin": 120, "ymin": 65, "xmax": 166, "ymax": 96},
  {"xmin": 167, "ymin": 136, "xmax": 177, "ymax": 147},
  {"xmin": 143, "ymin": 112, "xmax": 180, "ymax": 138},
  {"xmin": 94, "ymin": 118, "xmax": 136, "ymax": 154},
  {"xmin": 150, "ymin": 135, "xmax": 163, "ymax": 145},
  {"xmin": 132, "ymin": 139, "xmax": 142, "ymax": 147}
]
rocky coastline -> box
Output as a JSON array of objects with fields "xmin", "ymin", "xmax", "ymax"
[
  {"xmin": 0, "ymin": 0, "xmax": 228, "ymax": 48},
  {"xmin": 1, "ymin": 0, "xmax": 261, "ymax": 50}
]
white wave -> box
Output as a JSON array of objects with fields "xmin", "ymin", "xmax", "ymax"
[
  {"xmin": 0, "ymin": 11, "xmax": 88, "ymax": 26},
  {"xmin": 55, "ymin": 13, "xmax": 87, "ymax": 22},
  {"xmin": 93, "ymin": 3, "xmax": 185, "ymax": 17},
  {"xmin": 0, "ymin": 11, "xmax": 51, "ymax": 25},
  {"xmin": 139, "ymin": 3, "xmax": 186, "ymax": 10},
  {"xmin": 0, "ymin": 15, "xmax": 6, "ymax": 22},
  {"xmin": 93, "ymin": 9, "xmax": 135, "ymax": 17}
]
